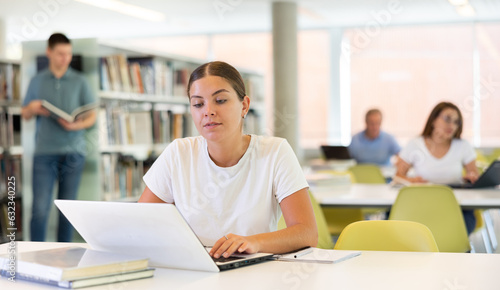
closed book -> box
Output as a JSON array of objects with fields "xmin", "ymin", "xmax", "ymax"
[
  {"xmin": 0, "ymin": 247, "xmax": 149, "ymax": 282},
  {"xmin": 274, "ymin": 248, "xmax": 361, "ymax": 264},
  {"xmin": 42, "ymin": 100, "xmax": 98, "ymax": 123},
  {"xmin": 2, "ymin": 268, "xmax": 155, "ymax": 289}
]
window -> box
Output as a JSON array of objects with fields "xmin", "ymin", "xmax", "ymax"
[
  {"xmin": 346, "ymin": 24, "xmax": 474, "ymax": 146},
  {"xmin": 476, "ymin": 23, "xmax": 500, "ymax": 147}
]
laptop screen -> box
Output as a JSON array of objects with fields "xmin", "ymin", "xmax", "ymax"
[{"xmin": 320, "ymin": 145, "xmax": 351, "ymax": 160}]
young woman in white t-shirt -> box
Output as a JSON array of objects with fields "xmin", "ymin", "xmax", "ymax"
[
  {"xmin": 395, "ymin": 101, "xmax": 479, "ymax": 234},
  {"xmin": 138, "ymin": 61, "xmax": 318, "ymax": 258}
]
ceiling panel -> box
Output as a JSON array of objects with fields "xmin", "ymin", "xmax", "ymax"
[{"xmin": 0, "ymin": 0, "xmax": 499, "ymax": 42}]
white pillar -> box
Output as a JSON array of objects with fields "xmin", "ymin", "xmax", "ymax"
[
  {"xmin": 472, "ymin": 26, "xmax": 481, "ymax": 147},
  {"xmin": 0, "ymin": 19, "xmax": 7, "ymax": 59},
  {"xmin": 272, "ymin": 1, "xmax": 300, "ymax": 158},
  {"xmin": 328, "ymin": 28, "xmax": 351, "ymax": 146}
]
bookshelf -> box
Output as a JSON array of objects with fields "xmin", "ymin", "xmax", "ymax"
[
  {"xmin": 21, "ymin": 38, "xmax": 266, "ymax": 209},
  {"xmin": 0, "ymin": 59, "xmax": 22, "ymax": 243}
]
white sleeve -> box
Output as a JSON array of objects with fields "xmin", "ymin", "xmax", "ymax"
[
  {"xmin": 273, "ymin": 140, "xmax": 309, "ymax": 203},
  {"xmin": 461, "ymin": 140, "xmax": 476, "ymax": 165},
  {"xmin": 142, "ymin": 143, "xmax": 175, "ymax": 203},
  {"xmin": 398, "ymin": 138, "xmax": 420, "ymax": 165}
]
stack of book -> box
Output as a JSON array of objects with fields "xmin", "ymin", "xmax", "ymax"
[{"xmin": 0, "ymin": 247, "xmax": 154, "ymax": 289}]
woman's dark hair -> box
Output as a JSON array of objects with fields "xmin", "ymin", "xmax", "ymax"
[
  {"xmin": 421, "ymin": 102, "xmax": 463, "ymax": 139},
  {"xmin": 187, "ymin": 61, "xmax": 246, "ymax": 101},
  {"xmin": 48, "ymin": 33, "xmax": 71, "ymax": 49}
]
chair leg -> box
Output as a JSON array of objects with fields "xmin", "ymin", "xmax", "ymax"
[
  {"xmin": 481, "ymin": 227, "xmax": 494, "ymax": 253},
  {"xmin": 483, "ymin": 210, "xmax": 498, "ymax": 252},
  {"xmin": 469, "ymin": 242, "xmax": 476, "ymax": 253}
]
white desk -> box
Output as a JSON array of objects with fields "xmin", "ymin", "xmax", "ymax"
[
  {"xmin": 1, "ymin": 242, "xmax": 500, "ymax": 290},
  {"xmin": 313, "ymin": 184, "xmax": 500, "ymax": 209}
]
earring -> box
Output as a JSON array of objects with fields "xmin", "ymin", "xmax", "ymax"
[{"xmin": 242, "ymin": 114, "xmax": 246, "ymax": 119}]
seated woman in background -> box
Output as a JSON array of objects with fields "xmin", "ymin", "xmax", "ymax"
[
  {"xmin": 138, "ymin": 61, "xmax": 318, "ymax": 258},
  {"xmin": 395, "ymin": 101, "xmax": 479, "ymax": 235}
]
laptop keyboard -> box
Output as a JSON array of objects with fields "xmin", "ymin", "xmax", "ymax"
[{"xmin": 212, "ymin": 256, "xmax": 243, "ymax": 263}]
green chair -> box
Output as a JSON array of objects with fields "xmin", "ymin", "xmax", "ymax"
[
  {"xmin": 389, "ymin": 185, "xmax": 470, "ymax": 253},
  {"xmin": 486, "ymin": 148, "xmax": 500, "ymax": 164},
  {"xmin": 348, "ymin": 164, "xmax": 387, "ymax": 218},
  {"xmin": 348, "ymin": 164, "xmax": 386, "ymax": 184},
  {"xmin": 334, "ymin": 220, "xmax": 439, "ymax": 252},
  {"xmin": 315, "ymin": 170, "xmax": 365, "ymax": 236},
  {"xmin": 474, "ymin": 149, "xmax": 490, "ymax": 171},
  {"xmin": 278, "ymin": 191, "xmax": 334, "ymax": 249}
]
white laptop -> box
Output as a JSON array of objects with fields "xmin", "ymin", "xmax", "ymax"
[{"xmin": 54, "ymin": 200, "xmax": 273, "ymax": 272}]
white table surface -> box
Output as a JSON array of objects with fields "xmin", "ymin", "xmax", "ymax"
[
  {"xmin": 313, "ymin": 184, "xmax": 500, "ymax": 209},
  {"xmin": 1, "ymin": 242, "xmax": 500, "ymax": 290}
]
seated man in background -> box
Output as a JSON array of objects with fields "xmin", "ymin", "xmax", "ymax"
[{"xmin": 348, "ymin": 109, "xmax": 400, "ymax": 166}]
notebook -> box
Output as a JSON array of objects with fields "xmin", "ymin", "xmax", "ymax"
[
  {"xmin": 448, "ymin": 160, "xmax": 500, "ymax": 189},
  {"xmin": 320, "ymin": 145, "xmax": 352, "ymax": 160},
  {"xmin": 54, "ymin": 200, "xmax": 273, "ymax": 272}
]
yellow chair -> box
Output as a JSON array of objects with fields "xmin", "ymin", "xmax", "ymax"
[
  {"xmin": 278, "ymin": 191, "xmax": 334, "ymax": 249},
  {"xmin": 334, "ymin": 220, "xmax": 439, "ymax": 252},
  {"xmin": 315, "ymin": 170, "xmax": 365, "ymax": 236},
  {"xmin": 348, "ymin": 164, "xmax": 386, "ymax": 184},
  {"xmin": 474, "ymin": 149, "xmax": 490, "ymax": 171},
  {"xmin": 389, "ymin": 185, "xmax": 470, "ymax": 253},
  {"xmin": 487, "ymin": 148, "xmax": 500, "ymax": 163},
  {"xmin": 348, "ymin": 164, "xmax": 387, "ymax": 218}
]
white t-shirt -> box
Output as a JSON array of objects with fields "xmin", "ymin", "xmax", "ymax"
[
  {"xmin": 143, "ymin": 135, "xmax": 309, "ymax": 246},
  {"xmin": 399, "ymin": 136, "xmax": 476, "ymax": 184}
]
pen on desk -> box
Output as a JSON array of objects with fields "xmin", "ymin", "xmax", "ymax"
[{"xmin": 294, "ymin": 247, "xmax": 313, "ymax": 258}]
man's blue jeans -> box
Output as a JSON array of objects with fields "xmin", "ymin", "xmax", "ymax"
[{"xmin": 30, "ymin": 153, "xmax": 85, "ymax": 242}]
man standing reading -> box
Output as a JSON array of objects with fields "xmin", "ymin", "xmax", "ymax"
[{"xmin": 21, "ymin": 33, "xmax": 96, "ymax": 242}]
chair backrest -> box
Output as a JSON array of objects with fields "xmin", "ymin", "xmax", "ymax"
[
  {"xmin": 487, "ymin": 148, "xmax": 500, "ymax": 163},
  {"xmin": 278, "ymin": 191, "xmax": 334, "ymax": 249},
  {"xmin": 348, "ymin": 164, "xmax": 386, "ymax": 184},
  {"xmin": 334, "ymin": 220, "xmax": 439, "ymax": 252},
  {"xmin": 389, "ymin": 185, "xmax": 470, "ymax": 253}
]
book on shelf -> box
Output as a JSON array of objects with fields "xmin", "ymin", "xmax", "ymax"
[
  {"xmin": 4, "ymin": 267, "xmax": 155, "ymax": 289},
  {"xmin": 99, "ymin": 102, "xmax": 193, "ymax": 147},
  {"xmin": 103, "ymin": 56, "xmax": 122, "ymax": 92},
  {"xmin": 100, "ymin": 55, "xmax": 176, "ymax": 96},
  {"xmin": 125, "ymin": 57, "xmax": 154, "ymax": 94},
  {"xmin": 0, "ymin": 63, "xmax": 20, "ymax": 101},
  {"xmin": 117, "ymin": 54, "xmax": 132, "ymax": 93},
  {"xmin": 101, "ymin": 153, "xmax": 144, "ymax": 201},
  {"xmin": 42, "ymin": 100, "xmax": 98, "ymax": 123},
  {"xmin": 0, "ymin": 247, "xmax": 150, "ymax": 282},
  {"xmin": 128, "ymin": 111, "xmax": 153, "ymax": 145},
  {"xmin": 0, "ymin": 108, "xmax": 7, "ymax": 148},
  {"xmin": 173, "ymin": 67, "xmax": 191, "ymax": 97}
]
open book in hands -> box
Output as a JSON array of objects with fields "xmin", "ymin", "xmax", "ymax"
[{"xmin": 42, "ymin": 100, "xmax": 97, "ymax": 123}]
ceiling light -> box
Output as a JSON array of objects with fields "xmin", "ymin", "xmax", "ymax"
[
  {"xmin": 448, "ymin": 0, "xmax": 469, "ymax": 6},
  {"xmin": 74, "ymin": 0, "xmax": 166, "ymax": 22},
  {"xmin": 456, "ymin": 4, "xmax": 476, "ymax": 17}
]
